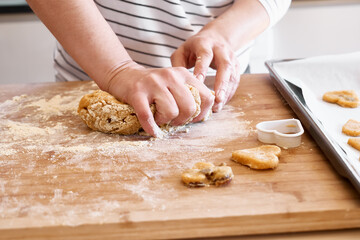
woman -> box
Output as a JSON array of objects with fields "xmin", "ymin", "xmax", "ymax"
[{"xmin": 27, "ymin": 0, "xmax": 291, "ymax": 137}]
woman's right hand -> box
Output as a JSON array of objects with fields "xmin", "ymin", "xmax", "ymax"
[{"xmin": 104, "ymin": 61, "xmax": 214, "ymax": 137}]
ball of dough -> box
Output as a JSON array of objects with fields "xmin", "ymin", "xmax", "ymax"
[
  {"xmin": 78, "ymin": 90, "xmax": 147, "ymax": 135},
  {"xmin": 78, "ymin": 85, "xmax": 202, "ymax": 135}
]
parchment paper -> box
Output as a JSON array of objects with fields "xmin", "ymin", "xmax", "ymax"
[{"xmin": 272, "ymin": 52, "xmax": 360, "ymax": 176}]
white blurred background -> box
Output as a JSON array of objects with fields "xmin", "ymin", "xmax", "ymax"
[{"xmin": 0, "ymin": 0, "xmax": 360, "ymax": 84}]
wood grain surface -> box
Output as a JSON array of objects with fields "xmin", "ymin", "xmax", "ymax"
[{"xmin": 0, "ymin": 74, "xmax": 359, "ymax": 240}]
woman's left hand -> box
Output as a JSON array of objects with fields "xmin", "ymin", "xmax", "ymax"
[{"xmin": 171, "ymin": 29, "xmax": 241, "ymax": 115}]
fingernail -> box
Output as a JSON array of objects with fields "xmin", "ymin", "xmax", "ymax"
[
  {"xmin": 153, "ymin": 125, "xmax": 165, "ymax": 138},
  {"xmin": 155, "ymin": 129, "xmax": 165, "ymax": 138},
  {"xmin": 217, "ymin": 90, "xmax": 225, "ymax": 102},
  {"xmin": 196, "ymin": 73, "xmax": 204, "ymax": 82},
  {"xmin": 147, "ymin": 118, "xmax": 163, "ymax": 138},
  {"xmin": 214, "ymin": 102, "xmax": 224, "ymax": 112}
]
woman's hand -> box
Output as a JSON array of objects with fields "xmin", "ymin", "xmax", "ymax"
[
  {"xmin": 171, "ymin": 30, "xmax": 241, "ymax": 113},
  {"xmin": 105, "ymin": 61, "xmax": 214, "ymax": 137},
  {"xmin": 171, "ymin": 0, "xmax": 271, "ymax": 112}
]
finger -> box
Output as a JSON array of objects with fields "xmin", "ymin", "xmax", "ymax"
[
  {"xmin": 171, "ymin": 46, "xmax": 188, "ymax": 68},
  {"xmin": 212, "ymin": 47, "xmax": 233, "ymax": 112},
  {"xmin": 168, "ymin": 83, "xmax": 198, "ymax": 126},
  {"xmin": 129, "ymin": 94, "xmax": 162, "ymax": 137},
  {"xmin": 225, "ymin": 63, "xmax": 241, "ymax": 104},
  {"xmin": 153, "ymin": 89, "xmax": 179, "ymax": 126},
  {"xmin": 186, "ymin": 75, "xmax": 215, "ymax": 122},
  {"xmin": 191, "ymin": 87, "xmax": 214, "ymax": 122},
  {"xmin": 212, "ymin": 65, "xmax": 232, "ymax": 112},
  {"xmin": 193, "ymin": 50, "xmax": 213, "ymax": 82},
  {"xmin": 223, "ymin": 74, "xmax": 238, "ymax": 105},
  {"xmin": 226, "ymin": 78, "xmax": 239, "ymax": 104}
]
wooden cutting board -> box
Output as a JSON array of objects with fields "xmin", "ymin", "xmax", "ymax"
[{"xmin": 0, "ymin": 74, "xmax": 359, "ymax": 240}]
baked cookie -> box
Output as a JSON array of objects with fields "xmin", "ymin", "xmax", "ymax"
[
  {"xmin": 322, "ymin": 90, "xmax": 359, "ymax": 108},
  {"xmin": 231, "ymin": 145, "xmax": 281, "ymax": 170},
  {"xmin": 181, "ymin": 162, "xmax": 234, "ymax": 187},
  {"xmin": 78, "ymin": 85, "xmax": 202, "ymax": 135},
  {"xmin": 348, "ymin": 138, "xmax": 360, "ymax": 151},
  {"xmin": 342, "ymin": 119, "xmax": 360, "ymax": 137}
]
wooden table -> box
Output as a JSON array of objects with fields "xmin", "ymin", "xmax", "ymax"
[{"xmin": 0, "ymin": 74, "xmax": 359, "ymax": 239}]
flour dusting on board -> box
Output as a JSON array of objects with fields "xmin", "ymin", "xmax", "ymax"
[{"xmin": 0, "ymin": 82, "xmax": 252, "ymax": 227}]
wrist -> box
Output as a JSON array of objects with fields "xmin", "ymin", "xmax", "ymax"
[
  {"xmin": 99, "ymin": 60, "xmax": 140, "ymax": 93},
  {"xmin": 198, "ymin": 26, "xmax": 232, "ymax": 50}
]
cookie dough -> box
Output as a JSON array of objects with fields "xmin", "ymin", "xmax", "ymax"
[
  {"xmin": 78, "ymin": 85, "xmax": 202, "ymax": 135},
  {"xmin": 181, "ymin": 162, "xmax": 234, "ymax": 187},
  {"xmin": 322, "ymin": 90, "xmax": 359, "ymax": 108},
  {"xmin": 231, "ymin": 145, "xmax": 281, "ymax": 170},
  {"xmin": 348, "ymin": 138, "xmax": 360, "ymax": 151},
  {"xmin": 342, "ymin": 119, "xmax": 360, "ymax": 137}
]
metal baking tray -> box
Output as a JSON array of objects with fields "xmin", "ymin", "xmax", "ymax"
[{"xmin": 265, "ymin": 59, "xmax": 360, "ymax": 194}]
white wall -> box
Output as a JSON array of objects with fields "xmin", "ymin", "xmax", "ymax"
[
  {"xmin": 250, "ymin": 1, "xmax": 360, "ymax": 72},
  {"xmin": 0, "ymin": 13, "xmax": 55, "ymax": 84}
]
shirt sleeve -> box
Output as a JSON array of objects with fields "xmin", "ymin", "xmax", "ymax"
[{"xmin": 257, "ymin": 0, "xmax": 292, "ymax": 28}]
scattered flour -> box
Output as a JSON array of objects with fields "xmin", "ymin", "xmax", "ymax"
[
  {"xmin": 0, "ymin": 82, "xmax": 252, "ymax": 228},
  {"xmin": 26, "ymin": 94, "xmax": 78, "ymax": 119}
]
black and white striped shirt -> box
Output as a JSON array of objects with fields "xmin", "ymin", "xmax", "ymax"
[{"xmin": 54, "ymin": 0, "xmax": 291, "ymax": 81}]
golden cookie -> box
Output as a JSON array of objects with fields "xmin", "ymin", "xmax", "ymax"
[
  {"xmin": 342, "ymin": 119, "xmax": 360, "ymax": 137},
  {"xmin": 348, "ymin": 138, "xmax": 360, "ymax": 151},
  {"xmin": 322, "ymin": 90, "xmax": 359, "ymax": 108},
  {"xmin": 231, "ymin": 145, "xmax": 281, "ymax": 170},
  {"xmin": 181, "ymin": 162, "xmax": 233, "ymax": 187},
  {"xmin": 78, "ymin": 85, "xmax": 202, "ymax": 135}
]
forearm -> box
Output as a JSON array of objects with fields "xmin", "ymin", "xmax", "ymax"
[
  {"xmin": 27, "ymin": 0, "xmax": 132, "ymax": 89},
  {"xmin": 200, "ymin": 0, "xmax": 271, "ymax": 51}
]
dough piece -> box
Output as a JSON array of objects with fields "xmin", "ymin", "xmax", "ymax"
[
  {"xmin": 231, "ymin": 145, "xmax": 281, "ymax": 170},
  {"xmin": 348, "ymin": 138, "xmax": 360, "ymax": 151},
  {"xmin": 342, "ymin": 119, "xmax": 360, "ymax": 137},
  {"xmin": 78, "ymin": 85, "xmax": 202, "ymax": 135},
  {"xmin": 181, "ymin": 162, "xmax": 233, "ymax": 187},
  {"xmin": 77, "ymin": 90, "xmax": 147, "ymax": 134},
  {"xmin": 322, "ymin": 90, "xmax": 359, "ymax": 108}
]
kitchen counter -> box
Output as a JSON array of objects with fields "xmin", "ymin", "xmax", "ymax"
[{"xmin": 0, "ymin": 74, "xmax": 359, "ymax": 239}]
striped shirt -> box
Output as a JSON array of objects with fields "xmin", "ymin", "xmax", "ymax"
[{"xmin": 54, "ymin": 0, "xmax": 291, "ymax": 81}]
